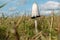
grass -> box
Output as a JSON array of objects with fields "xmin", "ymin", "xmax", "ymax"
[{"xmin": 0, "ymin": 15, "xmax": 59, "ymax": 40}]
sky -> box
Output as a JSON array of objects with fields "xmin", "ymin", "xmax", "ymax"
[{"xmin": 0, "ymin": 0, "xmax": 60, "ymax": 16}]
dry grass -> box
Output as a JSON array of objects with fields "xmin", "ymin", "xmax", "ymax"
[{"xmin": 0, "ymin": 15, "xmax": 60, "ymax": 40}]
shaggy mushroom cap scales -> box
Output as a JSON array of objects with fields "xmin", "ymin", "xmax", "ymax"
[{"xmin": 31, "ymin": 2, "xmax": 40, "ymax": 19}]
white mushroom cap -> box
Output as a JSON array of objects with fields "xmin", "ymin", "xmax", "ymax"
[{"xmin": 32, "ymin": 2, "xmax": 39, "ymax": 17}]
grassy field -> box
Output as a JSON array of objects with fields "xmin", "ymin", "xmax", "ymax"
[
  {"xmin": 0, "ymin": 2, "xmax": 60, "ymax": 40},
  {"xmin": 0, "ymin": 14, "xmax": 60, "ymax": 40}
]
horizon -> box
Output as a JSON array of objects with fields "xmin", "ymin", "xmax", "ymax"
[{"xmin": 0, "ymin": 0, "xmax": 60, "ymax": 16}]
